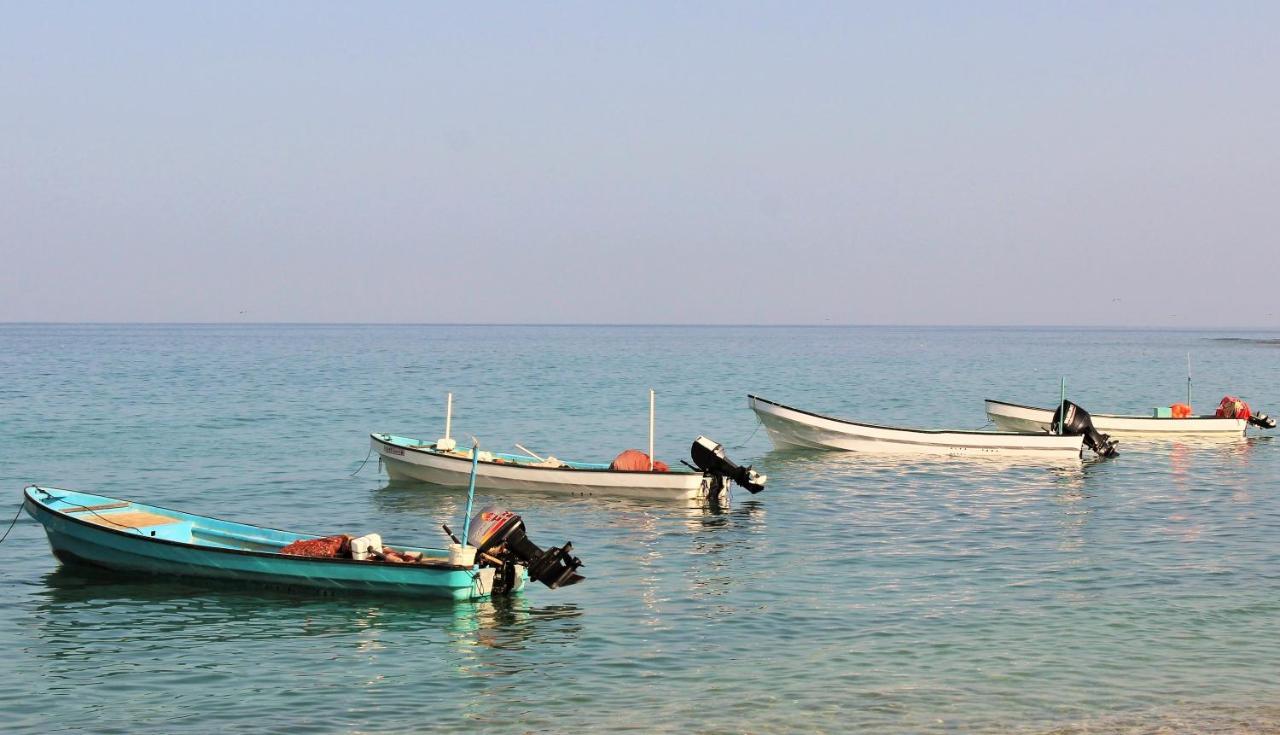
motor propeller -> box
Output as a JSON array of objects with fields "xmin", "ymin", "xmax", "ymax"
[{"xmin": 1051, "ymin": 401, "xmax": 1119, "ymax": 458}]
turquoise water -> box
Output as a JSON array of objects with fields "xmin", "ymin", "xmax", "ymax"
[{"xmin": 2, "ymin": 324, "xmax": 1279, "ymax": 734}]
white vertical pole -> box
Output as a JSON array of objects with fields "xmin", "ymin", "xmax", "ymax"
[
  {"xmin": 648, "ymin": 389, "xmax": 655, "ymax": 472},
  {"xmin": 1186, "ymin": 353, "xmax": 1192, "ymax": 408},
  {"xmin": 445, "ymin": 392, "xmax": 453, "ymax": 441}
]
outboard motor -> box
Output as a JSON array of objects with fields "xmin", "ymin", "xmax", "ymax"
[
  {"xmin": 1249, "ymin": 412, "xmax": 1276, "ymax": 430},
  {"xmin": 1051, "ymin": 401, "xmax": 1119, "ymax": 458},
  {"xmin": 690, "ymin": 436, "xmax": 767, "ymax": 494},
  {"xmin": 467, "ymin": 506, "xmax": 584, "ymax": 590}
]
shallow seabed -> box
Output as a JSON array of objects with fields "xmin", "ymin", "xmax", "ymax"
[{"xmin": 1, "ymin": 324, "xmax": 1278, "ymax": 734}]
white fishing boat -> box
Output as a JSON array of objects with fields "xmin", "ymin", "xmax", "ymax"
[
  {"xmin": 373, "ymin": 392, "xmax": 766, "ymax": 501},
  {"xmin": 985, "ymin": 398, "xmax": 1275, "ymax": 437},
  {"xmin": 747, "ymin": 394, "xmax": 1100, "ymax": 461}
]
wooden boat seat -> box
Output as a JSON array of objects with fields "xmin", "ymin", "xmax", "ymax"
[
  {"xmin": 66, "ymin": 501, "xmax": 130, "ymax": 513},
  {"xmin": 79, "ymin": 510, "xmax": 180, "ymax": 530}
]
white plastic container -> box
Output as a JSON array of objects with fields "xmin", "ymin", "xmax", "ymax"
[
  {"xmin": 350, "ymin": 533, "xmax": 383, "ymax": 561},
  {"xmin": 449, "ymin": 543, "xmax": 476, "ymax": 567}
]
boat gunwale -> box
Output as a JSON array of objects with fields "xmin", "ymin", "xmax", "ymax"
[
  {"xmin": 748, "ymin": 394, "xmax": 1081, "ymax": 441},
  {"xmin": 371, "ymin": 433, "xmax": 704, "ymax": 476},
  {"xmin": 23, "ymin": 486, "xmax": 469, "ymax": 573},
  {"xmin": 983, "ymin": 398, "xmax": 1234, "ymax": 422}
]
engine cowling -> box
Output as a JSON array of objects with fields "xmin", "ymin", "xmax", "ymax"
[
  {"xmin": 467, "ymin": 506, "xmax": 584, "ymax": 590},
  {"xmin": 1051, "ymin": 401, "xmax": 1119, "ymax": 458},
  {"xmin": 690, "ymin": 436, "xmax": 766, "ymax": 494}
]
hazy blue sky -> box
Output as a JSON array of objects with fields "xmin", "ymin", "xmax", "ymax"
[{"xmin": 2, "ymin": 2, "xmax": 1277, "ymax": 326}]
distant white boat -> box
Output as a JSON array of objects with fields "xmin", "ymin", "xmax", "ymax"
[
  {"xmin": 985, "ymin": 399, "xmax": 1274, "ymax": 437},
  {"xmin": 748, "ymin": 395, "xmax": 1088, "ymax": 461}
]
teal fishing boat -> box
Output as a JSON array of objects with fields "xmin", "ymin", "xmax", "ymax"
[{"xmin": 23, "ymin": 482, "xmax": 584, "ymax": 601}]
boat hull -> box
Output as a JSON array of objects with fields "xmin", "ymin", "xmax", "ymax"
[
  {"xmin": 24, "ymin": 487, "xmax": 505, "ymax": 601},
  {"xmin": 372, "ymin": 434, "xmax": 713, "ymax": 500},
  {"xmin": 985, "ymin": 400, "xmax": 1248, "ymax": 437},
  {"xmin": 749, "ymin": 395, "xmax": 1084, "ymax": 461}
]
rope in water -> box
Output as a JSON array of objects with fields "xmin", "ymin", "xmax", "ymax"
[
  {"xmin": 0, "ymin": 500, "xmax": 24, "ymax": 545},
  {"xmin": 350, "ymin": 444, "xmax": 375, "ymax": 477},
  {"xmin": 733, "ymin": 416, "xmax": 763, "ymax": 449}
]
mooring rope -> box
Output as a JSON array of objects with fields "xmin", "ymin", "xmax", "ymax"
[
  {"xmin": 0, "ymin": 499, "xmax": 24, "ymax": 545},
  {"xmin": 350, "ymin": 444, "xmax": 375, "ymax": 477},
  {"xmin": 733, "ymin": 416, "xmax": 763, "ymax": 449}
]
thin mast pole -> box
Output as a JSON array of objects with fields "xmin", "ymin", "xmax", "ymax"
[
  {"xmin": 445, "ymin": 392, "xmax": 453, "ymax": 442},
  {"xmin": 1186, "ymin": 353, "xmax": 1192, "ymax": 408},
  {"xmin": 648, "ymin": 389, "xmax": 655, "ymax": 472},
  {"xmin": 461, "ymin": 438, "xmax": 479, "ymax": 547}
]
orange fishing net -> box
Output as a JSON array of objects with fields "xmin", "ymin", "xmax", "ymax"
[
  {"xmin": 281, "ymin": 535, "xmax": 351, "ymax": 558},
  {"xmin": 609, "ymin": 449, "xmax": 669, "ymax": 472},
  {"xmin": 1216, "ymin": 396, "xmax": 1253, "ymax": 421}
]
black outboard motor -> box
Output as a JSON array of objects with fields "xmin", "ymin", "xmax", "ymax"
[
  {"xmin": 467, "ymin": 505, "xmax": 584, "ymax": 590},
  {"xmin": 690, "ymin": 436, "xmax": 767, "ymax": 494},
  {"xmin": 1051, "ymin": 400, "xmax": 1119, "ymax": 458},
  {"xmin": 1249, "ymin": 412, "xmax": 1276, "ymax": 430}
]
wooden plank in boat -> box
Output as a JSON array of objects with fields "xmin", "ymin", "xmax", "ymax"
[
  {"xmin": 66, "ymin": 502, "xmax": 131, "ymax": 513},
  {"xmin": 79, "ymin": 511, "xmax": 179, "ymax": 529}
]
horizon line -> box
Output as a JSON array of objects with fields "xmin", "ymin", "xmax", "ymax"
[{"xmin": 2, "ymin": 321, "xmax": 1279, "ymax": 331}]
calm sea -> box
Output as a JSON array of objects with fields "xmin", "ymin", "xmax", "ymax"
[{"xmin": 1, "ymin": 324, "xmax": 1278, "ymax": 734}]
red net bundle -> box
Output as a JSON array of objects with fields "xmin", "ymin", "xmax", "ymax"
[
  {"xmin": 1215, "ymin": 396, "xmax": 1253, "ymax": 421},
  {"xmin": 609, "ymin": 449, "xmax": 669, "ymax": 472},
  {"xmin": 281, "ymin": 535, "xmax": 351, "ymax": 558}
]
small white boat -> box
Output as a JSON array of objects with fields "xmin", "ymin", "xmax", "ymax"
[
  {"xmin": 985, "ymin": 399, "xmax": 1275, "ymax": 437},
  {"xmin": 748, "ymin": 395, "xmax": 1090, "ymax": 461},
  {"xmin": 374, "ymin": 392, "xmax": 765, "ymax": 501},
  {"xmin": 372, "ymin": 434, "xmax": 765, "ymax": 501}
]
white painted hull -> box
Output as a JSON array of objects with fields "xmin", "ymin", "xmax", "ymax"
[
  {"xmin": 985, "ymin": 400, "xmax": 1248, "ymax": 437},
  {"xmin": 372, "ymin": 435, "xmax": 714, "ymax": 500},
  {"xmin": 748, "ymin": 395, "xmax": 1084, "ymax": 461}
]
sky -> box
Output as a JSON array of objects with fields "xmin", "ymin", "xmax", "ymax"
[{"xmin": 2, "ymin": 2, "xmax": 1278, "ymax": 326}]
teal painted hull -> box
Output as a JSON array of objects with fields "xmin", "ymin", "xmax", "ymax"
[{"xmin": 23, "ymin": 487, "xmax": 518, "ymax": 601}]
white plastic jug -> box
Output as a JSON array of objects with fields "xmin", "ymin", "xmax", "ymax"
[
  {"xmin": 350, "ymin": 533, "xmax": 383, "ymax": 561},
  {"xmin": 448, "ymin": 543, "xmax": 476, "ymax": 567}
]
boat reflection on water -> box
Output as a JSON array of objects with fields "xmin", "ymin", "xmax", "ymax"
[
  {"xmin": 682, "ymin": 498, "xmax": 768, "ymax": 606},
  {"xmin": 1162, "ymin": 435, "xmax": 1258, "ymax": 496},
  {"xmin": 692, "ymin": 496, "xmax": 765, "ymax": 525},
  {"xmin": 371, "ymin": 477, "xmax": 750, "ymax": 515},
  {"xmin": 447, "ymin": 597, "xmax": 585, "ymax": 678},
  {"xmin": 32, "ymin": 565, "xmax": 583, "ymax": 659},
  {"xmin": 28, "ymin": 565, "xmax": 589, "ymax": 730},
  {"xmin": 761, "ymin": 446, "xmax": 1090, "ymax": 497}
]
